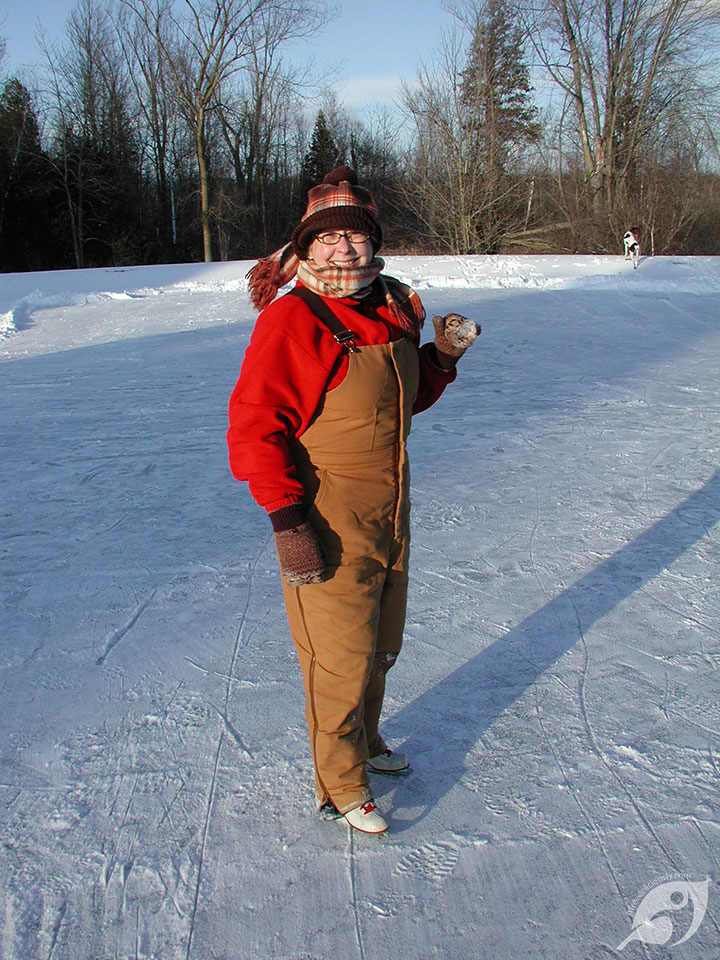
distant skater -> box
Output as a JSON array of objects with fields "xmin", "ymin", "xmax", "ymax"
[
  {"xmin": 624, "ymin": 229, "xmax": 640, "ymax": 269},
  {"xmin": 227, "ymin": 166, "xmax": 479, "ymax": 833}
]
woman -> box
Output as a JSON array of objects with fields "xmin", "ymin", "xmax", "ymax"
[{"xmin": 227, "ymin": 166, "xmax": 478, "ymax": 833}]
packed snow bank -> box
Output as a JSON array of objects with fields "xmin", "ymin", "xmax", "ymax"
[
  {"xmin": 0, "ymin": 259, "xmax": 249, "ymax": 314},
  {"xmin": 0, "ymin": 260, "xmax": 252, "ymax": 347},
  {"xmin": 390, "ymin": 253, "xmax": 720, "ymax": 294}
]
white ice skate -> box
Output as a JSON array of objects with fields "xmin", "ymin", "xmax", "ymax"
[
  {"xmin": 368, "ymin": 748, "xmax": 410, "ymax": 775},
  {"xmin": 344, "ymin": 799, "xmax": 389, "ymax": 834}
]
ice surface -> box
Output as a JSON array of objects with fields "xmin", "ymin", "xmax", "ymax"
[{"xmin": 1, "ymin": 255, "xmax": 719, "ymax": 959}]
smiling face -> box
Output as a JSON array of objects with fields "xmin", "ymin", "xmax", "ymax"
[{"xmin": 307, "ymin": 230, "xmax": 374, "ymax": 269}]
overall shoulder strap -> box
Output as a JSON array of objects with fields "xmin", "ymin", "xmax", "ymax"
[{"xmin": 287, "ymin": 286, "xmax": 358, "ymax": 353}]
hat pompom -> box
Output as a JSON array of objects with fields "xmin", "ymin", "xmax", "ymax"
[{"xmin": 323, "ymin": 165, "xmax": 357, "ymax": 186}]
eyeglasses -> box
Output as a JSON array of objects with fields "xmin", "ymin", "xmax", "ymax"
[{"xmin": 314, "ymin": 231, "xmax": 371, "ymax": 245}]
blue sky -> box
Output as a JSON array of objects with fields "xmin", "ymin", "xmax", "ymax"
[{"xmin": 2, "ymin": 0, "xmax": 453, "ymax": 111}]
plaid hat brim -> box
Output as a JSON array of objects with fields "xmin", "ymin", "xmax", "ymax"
[{"xmin": 291, "ymin": 206, "xmax": 382, "ymax": 258}]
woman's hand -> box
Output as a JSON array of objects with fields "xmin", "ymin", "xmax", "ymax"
[
  {"xmin": 432, "ymin": 313, "xmax": 481, "ymax": 369},
  {"xmin": 270, "ymin": 505, "xmax": 325, "ymax": 585}
]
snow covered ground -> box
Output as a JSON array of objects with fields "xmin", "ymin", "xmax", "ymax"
[{"xmin": 1, "ymin": 254, "xmax": 719, "ymax": 960}]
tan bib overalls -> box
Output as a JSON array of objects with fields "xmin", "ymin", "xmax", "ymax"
[{"xmin": 281, "ymin": 337, "xmax": 420, "ymax": 814}]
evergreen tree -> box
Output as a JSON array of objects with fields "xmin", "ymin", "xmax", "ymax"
[
  {"xmin": 0, "ymin": 79, "xmax": 65, "ymax": 270},
  {"xmin": 461, "ymin": 0, "xmax": 540, "ymax": 174},
  {"xmin": 460, "ymin": 0, "xmax": 540, "ymax": 249},
  {"xmin": 300, "ymin": 111, "xmax": 340, "ymax": 192}
]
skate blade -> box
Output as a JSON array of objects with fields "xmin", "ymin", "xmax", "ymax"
[{"xmin": 367, "ymin": 764, "xmax": 412, "ymax": 778}]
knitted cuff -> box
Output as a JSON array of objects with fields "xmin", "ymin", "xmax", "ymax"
[
  {"xmin": 269, "ymin": 503, "xmax": 305, "ymax": 532},
  {"xmin": 430, "ymin": 344, "xmax": 458, "ymax": 370}
]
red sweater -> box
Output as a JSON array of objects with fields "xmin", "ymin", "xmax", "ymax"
[{"xmin": 227, "ymin": 286, "xmax": 456, "ymax": 511}]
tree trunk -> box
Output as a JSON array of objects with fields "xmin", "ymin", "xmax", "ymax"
[{"xmin": 195, "ymin": 120, "xmax": 213, "ymax": 262}]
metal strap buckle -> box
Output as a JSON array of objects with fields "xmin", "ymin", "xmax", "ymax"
[{"xmin": 334, "ymin": 329, "xmax": 359, "ymax": 353}]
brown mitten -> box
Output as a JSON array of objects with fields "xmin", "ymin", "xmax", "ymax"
[
  {"xmin": 432, "ymin": 313, "xmax": 480, "ymax": 369},
  {"xmin": 270, "ymin": 505, "xmax": 325, "ymax": 585}
]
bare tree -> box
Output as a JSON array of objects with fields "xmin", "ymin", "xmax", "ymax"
[
  {"xmin": 121, "ymin": 0, "xmax": 328, "ymax": 261},
  {"xmin": 400, "ymin": 31, "xmax": 485, "ymax": 253},
  {"xmin": 41, "ymin": 0, "xmax": 140, "ymax": 267},
  {"xmin": 215, "ymin": 3, "xmax": 320, "ymax": 253},
  {"xmin": 119, "ymin": 5, "xmax": 184, "ymax": 253},
  {"xmin": 526, "ymin": 0, "xmax": 720, "ymax": 229}
]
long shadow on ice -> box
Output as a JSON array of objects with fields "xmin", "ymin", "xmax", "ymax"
[{"xmin": 383, "ymin": 468, "xmax": 720, "ymax": 831}]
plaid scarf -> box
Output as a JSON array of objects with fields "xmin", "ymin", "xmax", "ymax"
[
  {"xmin": 247, "ymin": 243, "xmax": 424, "ymax": 341},
  {"xmin": 296, "ymin": 256, "xmax": 383, "ymax": 300}
]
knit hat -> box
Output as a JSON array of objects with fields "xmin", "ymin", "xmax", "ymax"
[{"xmin": 291, "ymin": 165, "xmax": 382, "ymax": 258}]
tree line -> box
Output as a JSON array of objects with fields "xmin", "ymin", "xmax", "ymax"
[{"xmin": 1, "ymin": 0, "xmax": 719, "ymax": 273}]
